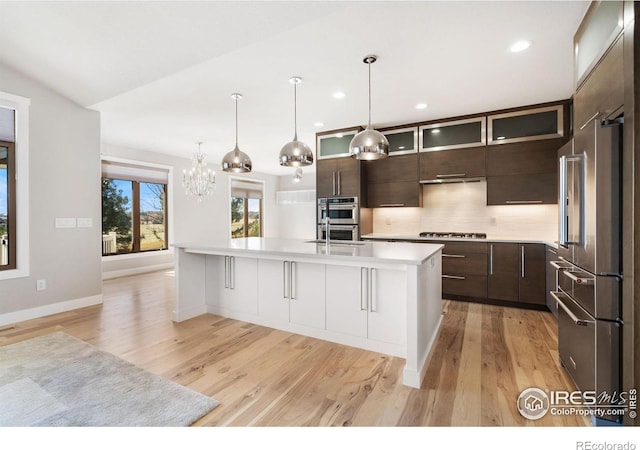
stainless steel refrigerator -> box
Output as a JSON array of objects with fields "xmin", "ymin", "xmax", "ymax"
[{"xmin": 552, "ymin": 113, "xmax": 623, "ymax": 424}]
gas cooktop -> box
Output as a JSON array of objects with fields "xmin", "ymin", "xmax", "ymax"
[{"xmin": 419, "ymin": 231, "xmax": 487, "ymax": 239}]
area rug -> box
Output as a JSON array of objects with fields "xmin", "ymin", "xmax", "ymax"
[{"xmin": 0, "ymin": 332, "xmax": 219, "ymax": 426}]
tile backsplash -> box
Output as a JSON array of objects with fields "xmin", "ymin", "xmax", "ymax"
[{"xmin": 372, "ymin": 180, "xmax": 558, "ymax": 241}]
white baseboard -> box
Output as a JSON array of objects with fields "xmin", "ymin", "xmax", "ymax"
[
  {"xmin": 102, "ymin": 263, "xmax": 174, "ymax": 280},
  {"xmin": 0, "ymin": 294, "xmax": 103, "ymax": 328}
]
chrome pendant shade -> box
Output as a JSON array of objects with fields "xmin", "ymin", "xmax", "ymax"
[
  {"xmin": 349, "ymin": 55, "xmax": 389, "ymax": 160},
  {"xmin": 222, "ymin": 93, "xmax": 252, "ymax": 173},
  {"xmin": 279, "ymin": 76, "xmax": 313, "ymax": 167},
  {"xmin": 183, "ymin": 141, "xmax": 216, "ymax": 202}
]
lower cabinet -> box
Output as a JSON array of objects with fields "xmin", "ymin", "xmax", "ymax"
[
  {"xmin": 257, "ymin": 259, "xmax": 326, "ymax": 329},
  {"xmin": 439, "ymin": 241, "xmax": 488, "ymax": 298},
  {"xmin": 207, "ymin": 255, "xmax": 258, "ymax": 314},
  {"xmin": 325, "ymin": 265, "xmax": 406, "ymax": 346},
  {"xmin": 487, "ymin": 243, "xmax": 546, "ymax": 305}
]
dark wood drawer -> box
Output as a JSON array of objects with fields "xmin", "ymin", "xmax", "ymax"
[
  {"xmin": 443, "ymin": 274, "xmax": 488, "ymax": 298},
  {"xmin": 441, "ymin": 241, "xmax": 488, "ymax": 255},
  {"xmin": 443, "ymin": 252, "xmax": 487, "ymax": 276}
]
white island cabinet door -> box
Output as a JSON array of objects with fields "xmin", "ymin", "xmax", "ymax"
[
  {"xmin": 367, "ymin": 268, "xmax": 407, "ymax": 346},
  {"xmin": 325, "ymin": 265, "xmax": 367, "ymax": 338},
  {"xmin": 207, "ymin": 255, "xmax": 258, "ymax": 314},
  {"xmin": 289, "ymin": 262, "xmax": 326, "ymax": 329},
  {"xmin": 257, "ymin": 259, "xmax": 290, "ymax": 321},
  {"xmin": 228, "ymin": 256, "xmax": 258, "ymax": 314}
]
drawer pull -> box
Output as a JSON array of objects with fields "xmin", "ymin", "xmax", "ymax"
[
  {"xmin": 443, "ymin": 275, "xmax": 465, "ymax": 280},
  {"xmin": 550, "ymin": 291, "xmax": 594, "ymax": 326},
  {"xmin": 562, "ymin": 270, "xmax": 594, "ymax": 285},
  {"xmin": 436, "ymin": 173, "xmax": 466, "ymax": 178},
  {"xmin": 505, "ymin": 200, "xmax": 543, "ymax": 204},
  {"xmin": 442, "ymin": 254, "xmax": 465, "ymax": 258},
  {"xmin": 579, "ymin": 111, "xmax": 600, "ymax": 130},
  {"xmin": 379, "ymin": 203, "xmax": 405, "ymax": 207}
]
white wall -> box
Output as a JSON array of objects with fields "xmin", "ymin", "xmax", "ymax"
[
  {"xmin": 100, "ymin": 143, "xmax": 281, "ymax": 278},
  {"xmin": 373, "ymin": 180, "xmax": 558, "ymax": 241},
  {"xmin": 275, "ymin": 173, "xmax": 316, "ymax": 240},
  {"xmin": 0, "ymin": 63, "xmax": 102, "ymax": 323}
]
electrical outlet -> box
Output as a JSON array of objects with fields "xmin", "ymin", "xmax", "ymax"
[{"xmin": 36, "ymin": 279, "xmax": 46, "ymax": 291}]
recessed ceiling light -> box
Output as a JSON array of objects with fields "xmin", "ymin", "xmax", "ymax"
[
  {"xmin": 332, "ymin": 91, "xmax": 346, "ymax": 99},
  {"xmin": 509, "ymin": 40, "xmax": 531, "ymax": 53},
  {"xmin": 314, "ymin": 122, "xmax": 325, "ymax": 127},
  {"xmin": 431, "ymin": 129, "xmax": 440, "ymax": 134},
  {"xmin": 415, "ymin": 103, "xmax": 428, "ymax": 110}
]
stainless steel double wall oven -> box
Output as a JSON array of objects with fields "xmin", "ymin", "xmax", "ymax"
[{"xmin": 317, "ymin": 197, "xmax": 359, "ymax": 241}]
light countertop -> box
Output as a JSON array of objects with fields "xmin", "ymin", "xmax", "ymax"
[
  {"xmin": 361, "ymin": 233, "xmax": 558, "ymax": 248},
  {"xmin": 174, "ymin": 237, "xmax": 443, "ymax": 265}
]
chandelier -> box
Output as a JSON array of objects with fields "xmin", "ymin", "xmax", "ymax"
[{"xmin": 183, "ymin": 142, "xmax": 216, "ymax": 201}]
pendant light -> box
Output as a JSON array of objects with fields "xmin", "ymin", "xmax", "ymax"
[
  {"xmin": 349, "ymin": 55, "xmax": 389, "ymax": 160},
  {"xmin": 279, "ymin": 76, "xmax": 313, "ymax": 167},
  {"xmin": 221, "ymin": 93, "xmax": 252, "ymax": 173}
]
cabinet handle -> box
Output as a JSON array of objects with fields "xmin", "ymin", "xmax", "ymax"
[
  {"xmin": 360, "ymin": 267, "xmax": 368, "ymax": 311},
  {"xmin": 562, "ymin": 270, "xmax": 595, "ymax": 285},
  {"xmin": 579, "ymin": 111, "xmax": 600, "ymax": 130},
  {"xmin": 443, "ymin": 274, "xmax": 465, "ymax": 280},
  {"xmin": 436, "ymin": 173, "xmax": 466, "ymax": 178},
  {"xmin": 521, "ymin": 246, "xmax": 525, "ymax": 278},
  {"xmin": 224, "ymin": 256, "xmax": 229, "ymax": 288},
  {"xmin": 550, "ymin": 291, "xmax": 594, "ymax": 326},
  {"xmin": 283, "ymin": 261, "xmax": 289, "ymax": 299},
  {"xmin": 332, "ymin": 172, "xmax": 336, "ymax": 196},
  {"xmin": 291, "ymin": 262, "xmax": 296, "ymax": 300},
  {"xmin": 337, "ymin": 171, "xmax": 341, "ymax": 196},
  {"xmin": 506, "ymin": 200, "xmax": 543, "ymax": 204},
  {"xmin": 489, "ymin": 244, "xmax": 493, "ymax": 275},
  {"xmin": 442, "ymin": 254, "xmax": 465, "ymax": 258},
  {"xmin": 370, "ymin": 268, "xmax": 377, "ymax": 312},
  {"xmin": 230, "ymin": 256, "xmax": 235, "ymax": 290},
  {"xmin": 379, "ymin": 203, "xmax": 405, "ymax": 207}
]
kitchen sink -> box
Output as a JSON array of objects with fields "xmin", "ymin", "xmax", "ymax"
[{"xmin": 305, "ymin": 240, "xmax": 365, "ymax": 246}]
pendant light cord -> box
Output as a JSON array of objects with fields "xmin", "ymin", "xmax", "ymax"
[
  {"xmin": 293, "ymin": 82, "xmax": 298, "ymax": 140},
  {"xmin": 235, "ymin": 96, "xmax": 239, "ymax": 148},
  {"xmin": 368, "ymin": 61, "xmax": 372, "ymax": 128}
]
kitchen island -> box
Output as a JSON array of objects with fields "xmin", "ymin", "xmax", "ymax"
[{"xmin": 173, "ymin": 237, "xmax": 443, "ymax": 388}]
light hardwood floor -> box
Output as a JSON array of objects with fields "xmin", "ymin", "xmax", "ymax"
[{"xmin": 0, "ymin": 270, "xmax": 588, "ymax": 426}]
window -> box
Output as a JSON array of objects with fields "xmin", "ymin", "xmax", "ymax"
[
  {"xmin": 230, "ymin": 179, "xmax": 264, "ymax": 238},
  {"xmin": 0, "ymin": 92, "xmax": 30, "ymax": 281},
  {"xmin": 101, "ymin": 159, "xmax": 170, "ymax": 256},
  {"xmin": 0, "ymin": 107, "xmax": 16, "ymax": 271}
]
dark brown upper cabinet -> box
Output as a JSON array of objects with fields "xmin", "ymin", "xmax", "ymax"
[
  {"xmin": 486, "ymin": 138, "xmax": 564, "ymax": 177},
  {"xmin": 365, "ymin": 154, "xmax": 421, "ymax": 207},
  {"xmin": 486, "ymin": 173, "xmax": 558, "ymax": 205},
  {"xmin": 419, "ymin": 146, "xmax": 486, "ymax": 182},
  {"xmin": 316, "ymin": 157, "xmax": 363, "ymax": 199}
]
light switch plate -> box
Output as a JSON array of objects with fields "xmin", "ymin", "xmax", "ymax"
[
  {"xmin": 55, "ymin": 218, "xmax": 76, "ymax": 228},
  {"xmin": 77, "ymin": 218, "xmax": 93, "ymax": 228}
]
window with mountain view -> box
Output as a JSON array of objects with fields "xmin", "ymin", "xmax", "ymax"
[{"xmin": 101, "ymin": 161, "xmax": 168, "ymax": 256}]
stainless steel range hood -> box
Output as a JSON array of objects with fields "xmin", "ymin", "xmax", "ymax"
[{"xmin": 419, "ymin": 176, "xmax": 485, "ymax": 184}]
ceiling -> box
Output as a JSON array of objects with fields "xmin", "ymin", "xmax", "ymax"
[{"xmin": 0, "ymin": 1, "xmax": 589, "ymax": 176}]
